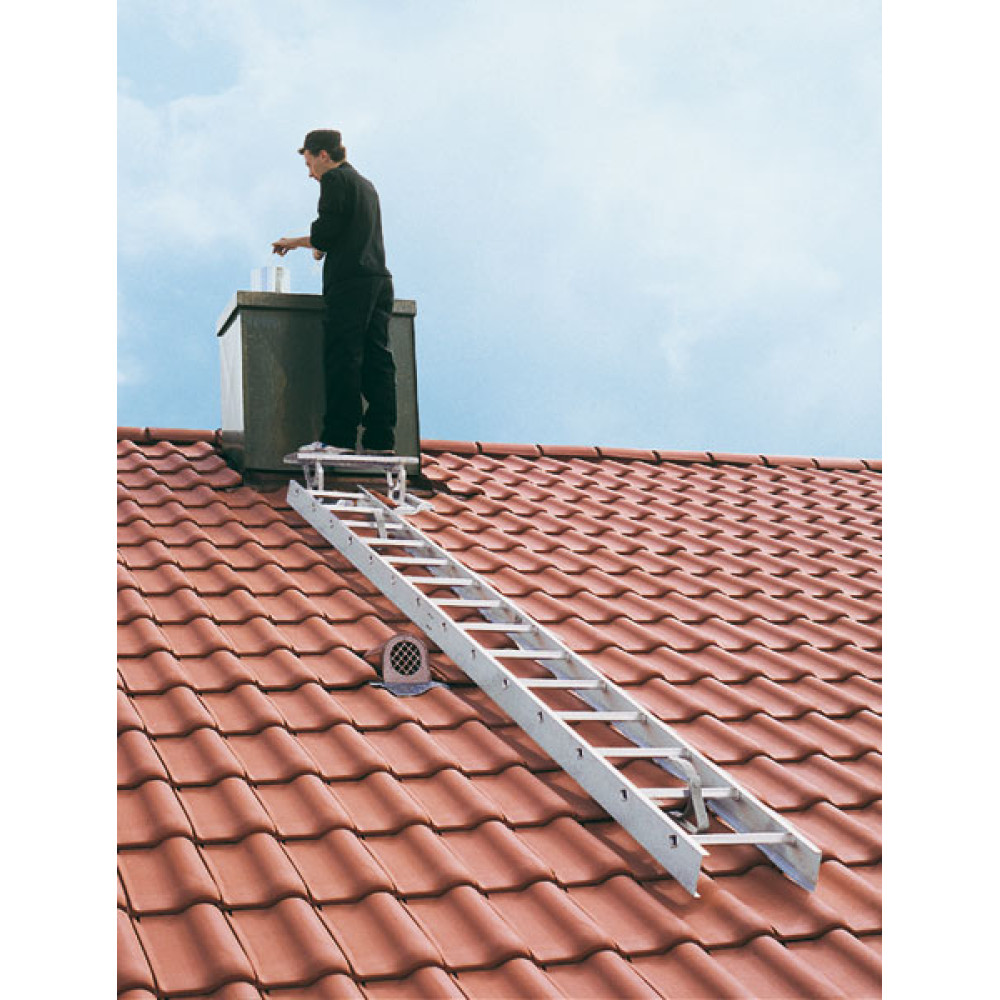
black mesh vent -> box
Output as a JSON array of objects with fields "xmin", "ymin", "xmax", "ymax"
[{"xmin": 388, "ymin": 638, "xmax": 424, "ymax": 677}]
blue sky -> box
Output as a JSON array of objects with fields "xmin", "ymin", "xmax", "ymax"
[{"xmin": 118, "ymin": 0, "xmax": 881, "ymax": 457}]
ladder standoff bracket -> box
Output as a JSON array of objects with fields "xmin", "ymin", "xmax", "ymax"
[{"xmin": 283, "ymin": 450, "xmax": 432, "ymax": 515}]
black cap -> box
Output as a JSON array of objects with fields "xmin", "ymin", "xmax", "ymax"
[{"xmin": 298, "ymin": 129, "xmax": 343, "ymax": 156}]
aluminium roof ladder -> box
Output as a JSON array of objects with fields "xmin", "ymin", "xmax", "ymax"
[{"xmin": 284, "ymin": 452, "xmax": 821, "ymax": 897}]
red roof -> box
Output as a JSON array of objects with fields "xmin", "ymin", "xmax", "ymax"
[{"xmin": 118, "ymin": 427, "xmax": 881, "ymax": 999}]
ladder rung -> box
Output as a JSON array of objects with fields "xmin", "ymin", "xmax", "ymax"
[
  {"xmin": 556, "ymin": 711, "xmax": 644, "ymax": 723},
  {"xmin": 522, "ymin": 678, "xmax": 605, "ymax": 690},
  {"xmin": 385, "ymin": 557, "xmax": 449, "ymax": 566},
  {"xmin": 331, "ymin": 505, "xmax": 382, "ymax": 515},
  {"xmin": 338, "ymin": 520, "xmax": 406, "ymax": 531},
  {"xmin": 461, "ymin": 622, "xmax": 534, "ymax": 633},
  {"xmin": 433, "ymin": 598, "xmax": 502, "ymax": 608},
  {"xmin": 312, "ymin": 490, "xmax": 364, "ymax": 499},
  {"xmin": 368, "ymin": 539, "xmax": 431, "ymax": 548},
  {"xmin": 492, "ymin": 649, "xmax": 566, "ymax": 660},
  {"xmin": 594, "ymin": 746, "xmax": 685, "ymax": 759},
  {"xmin": 694, "ymin": 832, "xmax": 795, "ymax": 846},
  {"xmin": 644, "ymin": 787, "xmax": 739, "ymax": 801},
  {"xmin": 409, "ymin": 576, "xmax": 475, "ymax": 587}
]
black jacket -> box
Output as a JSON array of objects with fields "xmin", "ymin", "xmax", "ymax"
[{"xmin": 310, "ymin": 163, "xmax": 391, "ymax": 289}]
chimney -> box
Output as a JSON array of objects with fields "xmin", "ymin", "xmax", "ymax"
[{"xmin": 216, "ymin": 267, "xmax": 421, "ymax": 480}]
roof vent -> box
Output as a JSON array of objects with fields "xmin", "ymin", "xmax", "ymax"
[{"xmin": 372, "ymin": 633, "xmax": 444, "ymax": 697}]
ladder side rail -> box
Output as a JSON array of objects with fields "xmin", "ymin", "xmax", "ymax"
[
  {"xmin": 355, "ymin": 489, "xmax": 820, "ymax": 889},
  {"xmin": 288, "ymin": 482, "xmax": 708, "ymax": 893}
]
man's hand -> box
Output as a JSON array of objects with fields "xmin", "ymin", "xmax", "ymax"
[
  {"xmin": 271, "ymin": 236, "xmax": 308, "ymax": 256},
  {"xmin": 312, "ymin": 248, "xmax": 325, "ymax": 261}
]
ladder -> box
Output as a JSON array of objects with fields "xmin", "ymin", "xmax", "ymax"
[{"xmin": 284, "ymin": 457, "xmax": 821, "ymax": 897}]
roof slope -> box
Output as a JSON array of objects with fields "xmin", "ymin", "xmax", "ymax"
[{"xmin": 118, "ymin": 428, "xmax": 881, "ymax": 999}]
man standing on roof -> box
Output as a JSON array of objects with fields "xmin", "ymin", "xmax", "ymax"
[{"xmin": 272, "ymin": 129, "xmax": 397, "ymax": 455}]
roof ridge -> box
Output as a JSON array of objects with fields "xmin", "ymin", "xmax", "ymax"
[
  {"xmin": 119, "ymin": 426, "xmax": 220, "ymax": 445},
  {"xmin": 116, "ymin": 428, "xmax": 880, "ymax": 472}
]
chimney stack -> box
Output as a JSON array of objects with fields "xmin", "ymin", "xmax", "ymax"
[{"xmin": 216, "ymin": 269, "xmax": 421, "ymax": 481}]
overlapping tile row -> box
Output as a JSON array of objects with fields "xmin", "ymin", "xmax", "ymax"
[{"xmin": 118, "ymin": 430, "xmax": 881, "ymax": 998}]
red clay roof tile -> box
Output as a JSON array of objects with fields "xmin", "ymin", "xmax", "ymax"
[
  {"xmin": 556, "ymin": 950, "xmax": 674, "ymax": 998},
  {"xmin": 226, "ymin": 726, "xmax": 323, "ymax": 783},
  {"xmin": 119, "ymin": 836, "xmax": 221, "ymax": 914},
  {"xmin": 566, "ymin": 874, "xmax": 692, "ymax": 955},
  {"xmin": 118, "ymin": 780, "xmax": 194, "ymax": 847},
  {"xmin": 711, "ymin": 932, "xmax": 849, "ymax": 998},
  {"xmin": 118, "ymin": 690, "xmax": 145, "ymax": 734},
  {"xmin": 319, "ymin": 892, "xmax": 442, "ymax": 979},
  {"xmin": 360, "ymin": 966, "xmax": 464, "ymax": 998},
  {"xmin": 453, "ymin": 957, "xmax": 560, "ymax": 998},
  {"xmin": 201, "ymin": 684, "xmax": 287, "ymax": 734},
  {"xmin": 252, "ymin": 774, "xmax": 350, "ymax": 838},
  {"xmin": 230, "ymin": 897, "xmax": 350, "ymax": 987},
  {"xmin": 404, "ymin": 884, "xmax": 529, "ymax": 970},
  {"xmin": 786, "ymin": 927, "xmax": 882, "ymax": 996},
  {"xmin": 118, "ymin": 730, "xmax": 169, "ymax": 788},
  {"xmin": 118, "ymin": 430, "xmax": 880, "ymax": 996},
  {"xmin": 362, "ymin": 823, "xmax": 474, "ymax": 897},
  {"xmin": 295, "ymin": 724, "xmax": 391, "ymax": 781},
  {"xmin": 136, "ymin": 903, "xmax": 257, "ymax": 995},
  {"xmin": 117, "ymin": 909, "xmax": 157, "ymax": 994},
  {"xmin": 488, "ymin": 879, "xmax": 615, "ymax": 963},
  {"xmin": 283, "ymin": 827, "xmax": 395, "ymax": 903},
  {"xmin": 439, "ymin": 820, "xmax": 553, "ymax": 891},
  {"xmin": 629, "ymin": 941, "xmax": 755, "ymax": 999},
  {"xmin": 201, "ymin": 832, "xmax": 308, "ymax": 908},
  {"xmin": 131, "ymin": 686, "xmax": 216, "ymax": 736}
]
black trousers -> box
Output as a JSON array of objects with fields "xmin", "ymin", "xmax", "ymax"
[{"xmin": 320, "ymin": 275, "xmax": 397, "ymax": 450}]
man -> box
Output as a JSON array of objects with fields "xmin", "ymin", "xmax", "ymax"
[{"xmin": 272, "ymin": 129, "xmax": 397, "ymax": 455}]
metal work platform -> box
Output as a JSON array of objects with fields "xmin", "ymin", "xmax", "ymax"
[
  {"xmin": 284, "ymin": 459, "xmax": 821, "ymax": 897},
  {"xmin": 283, "ymin": 450, "xmax": 428, "ymax": 511}
]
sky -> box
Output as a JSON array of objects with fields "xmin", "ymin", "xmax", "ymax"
[{"xmin": 118, "ymin": 0, "xmax": 881, "ymax": 458}]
